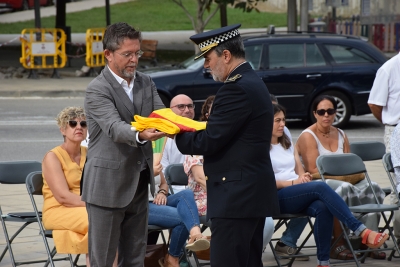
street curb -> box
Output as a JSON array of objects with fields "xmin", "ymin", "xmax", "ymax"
[{"xmin": 0, "ymin": 89, "xmax": 86, "ymax": 98}]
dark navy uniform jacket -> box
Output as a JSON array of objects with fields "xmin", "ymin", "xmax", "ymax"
[{"xmin": 176, "ymin": 62, "xmax": 280, "ymax": 219}]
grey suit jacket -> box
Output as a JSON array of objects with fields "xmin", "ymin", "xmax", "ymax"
[{"xmin": 82, "ymin": 66, "xmax": 164, "ymax": 208}]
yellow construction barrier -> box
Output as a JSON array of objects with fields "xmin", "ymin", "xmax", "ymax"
[
  {"xmin": 86, "ymin": 28, "xmax": 106, "ymax": 67},
  {"xmin": 20, "ymin": 28, "xmax": 67, "ymax": 69}
]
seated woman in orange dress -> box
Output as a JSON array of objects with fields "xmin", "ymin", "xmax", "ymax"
[{"xmin": 41, "ymin": 106, "xmax": 117, "ymax": 266}]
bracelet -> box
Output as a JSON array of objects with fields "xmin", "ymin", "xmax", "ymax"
[{"xmin": 157, "ymin": 189, "xmax": 168, "ymax": 196}]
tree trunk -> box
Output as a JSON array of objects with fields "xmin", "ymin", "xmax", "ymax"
[{"xmin": 220, "ymin": 3, "xmax": 227, "ymax": 27}]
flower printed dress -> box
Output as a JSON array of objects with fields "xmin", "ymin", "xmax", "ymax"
[{"xmin": 183, "ymin": 155, "xmax": 207, "ymax": 216}]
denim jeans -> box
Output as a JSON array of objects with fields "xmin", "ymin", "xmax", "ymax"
[
  {"xmin": 148, "ymin": 190, "xmax": 200, "ymax": 257},
  {"xmin": 280, "ymin": 217, "xmax": 309, "ymax": 248},
  {"xmin": 278, "ymin": 182, "xmax": 366, "ymax": 266}
]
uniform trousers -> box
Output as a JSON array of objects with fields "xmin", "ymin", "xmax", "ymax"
[
  {"xmin": 86, "ymin": 169, "xmax": 149, "ymax": 267},
  {"xmin": 210, "ymin": 217, "xmax": 265, "ymax": 267}
]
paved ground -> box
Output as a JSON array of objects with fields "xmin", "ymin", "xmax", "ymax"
[
  {"xmin": 1, "ymin": 159, "xmax": 400, "ymax": 266},
  {"xmin": 1, "ymin": 1, "xmax": 400, "ymax": 266}
]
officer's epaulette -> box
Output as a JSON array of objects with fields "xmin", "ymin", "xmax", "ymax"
[{"xmin": 225, "ymin": 74, "xmax": 242, "ymax": 83}]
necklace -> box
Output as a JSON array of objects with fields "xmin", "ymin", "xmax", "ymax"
[{"xmin": 316, "ymin": 126, "xmax": 331, "ymax": 138}]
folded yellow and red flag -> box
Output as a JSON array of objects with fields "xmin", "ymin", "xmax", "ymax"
[{"xmin": 131, "ymin": 108, "xmax": 206, "ymax": 135}]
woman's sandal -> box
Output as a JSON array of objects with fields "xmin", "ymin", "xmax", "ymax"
[
  {"xmin": 367, "ymin": 251, "xmax": 387, "ymax": 260},
  {"xmin": 361, "ymin": 229, "xmax": 389, "ymax": 249},
  {"xmin": 359, "ymin": 243, "xmax": 387, "ymax": 260},
  {"xmin": 329, "ymin": 245, "xmax": 358, "ymax": 260},
  {"xmin": 185, "ymin": 234, "xmax": 210, "ymax": 252}
]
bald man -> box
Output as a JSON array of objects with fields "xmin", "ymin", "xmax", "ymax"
[{"xmin": 161, "ymin": 94, "xmax": 195, "ymax": 193}]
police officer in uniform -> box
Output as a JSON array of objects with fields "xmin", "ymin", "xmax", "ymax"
[{"xmin": 175, "ymin": 24, "xmax": 280, "ymax": 267}]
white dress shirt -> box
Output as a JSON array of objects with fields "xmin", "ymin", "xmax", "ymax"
[{"xmin": 368, "ymin": 52, "xmax": 400, "ymax": 125}]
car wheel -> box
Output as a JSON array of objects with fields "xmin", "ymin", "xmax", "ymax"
[{"xmin": 309, "ymin": 91, "xmax": 352, "ymax": 128}]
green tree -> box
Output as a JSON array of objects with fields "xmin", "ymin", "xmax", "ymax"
[{"xmin": 171, "ymin": 0, "xmax": 267, "ymax": 52}]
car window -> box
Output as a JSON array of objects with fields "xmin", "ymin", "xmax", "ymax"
[
  {"xmin": 245, "ymin": 44, "xmax": 263, "ymax": 70},
  {"xmin": 324, "ymin": 44, "xmax": 376, "ymax": 64},
  {"xmin": 180, "ymin": 55, "xmax": 206, "ymax": 70},
  {"xmin": 306, "ymin": 44, "xmax": 326, "ymax": 67},
  {"xmin": 269, "ymin": 44, "xmax": 303, "ymax": 69}
]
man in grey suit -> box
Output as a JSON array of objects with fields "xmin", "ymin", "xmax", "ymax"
[{"xmin": 82, "ymin": 22, "xmax": 165, "ymax": 266}]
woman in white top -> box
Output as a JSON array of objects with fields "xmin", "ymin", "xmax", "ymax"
[
  {"xmin": 296, "ymin": 95, "xmax": 386, "ymax": 260},
  {"xmin": 270, "ymin": 103, "xmax": 388, "ymax": 267}
]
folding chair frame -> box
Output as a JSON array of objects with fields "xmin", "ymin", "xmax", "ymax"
[
  {"xmin": 382, "ymin": 152, "xmax": 400, "ymax": 260},
  {"xmin": 25, "ymin": 171, "xmax": 81, "ymax": 267},
  {"xmin": 268, "ymin": 214, "xmax": 315, "ymax": 267},
  {"xmin": 0, "ymin": 160, "xmax": 43, "ymax": 267},
  {"xmin": 350, "ymin": 141, "xmax": 392, "ymax": 196},
  {"xmin": 317, "ymin": 153, "xmax": 400, "ymax": 267}
]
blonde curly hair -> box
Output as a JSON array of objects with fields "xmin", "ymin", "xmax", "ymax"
[{"xmin": 56, "ymin": 107, "xmax": 86, "ymax": 129}]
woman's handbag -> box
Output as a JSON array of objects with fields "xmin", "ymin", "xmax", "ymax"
[
  {"xmin": 311, "ymin": 172, "xmax": 365, "ymax": 185},
  {"xmin": 144, "ymin": 243, "xmax": 168, "ymax": 267}
]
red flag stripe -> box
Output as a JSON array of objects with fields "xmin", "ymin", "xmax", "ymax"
[{"xmin": 149, "ymin": 112, "xmax": 197, "ymax": 132}]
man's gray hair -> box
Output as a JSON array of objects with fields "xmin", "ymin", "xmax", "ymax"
[
  {"xmin": 214, "ymin": 36, "xmax": 245, "ymax": 59},
  {"xmin": 103, "ymin": 22, "xmax": 142, "ymax": 52}
]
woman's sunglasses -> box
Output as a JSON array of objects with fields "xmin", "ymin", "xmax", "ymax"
[
  {"xmin": 68, "ymin": 120, "xmax": 87, "ymax": 128},
  {"xmin": 315, "ymin": 108, "xmax": 336, "ymax": 116}
]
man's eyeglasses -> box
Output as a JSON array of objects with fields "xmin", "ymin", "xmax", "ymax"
[
  {"xmin": 171, "ymin": 104, "xmax": 195, "ymax": 111},
  {"xmin": 315, "ymin": 108, "xmax": 336, "ymax": 116},
  {"xmin": 68, "ymin": 120, "xmax": 87, "ymax": 128},
  {"xmin": 114, "ymin": 50, "xmax": 144, "ymax": 59}
]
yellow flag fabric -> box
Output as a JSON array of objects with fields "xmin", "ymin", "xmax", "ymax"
[{"xmin": 131, "ymin": 108, "xmax": 206, "ymax": 134}]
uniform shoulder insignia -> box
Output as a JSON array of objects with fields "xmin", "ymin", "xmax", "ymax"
[{"xmin": 225, "ymin": 74, "xmax": 242, "ymax": 83}]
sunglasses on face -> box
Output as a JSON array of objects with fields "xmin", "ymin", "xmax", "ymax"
[
  {"xmin": 315, "ymin": 108, "xmax": 336, "ymax": 116},
  {"xmin": 68, "ymin": 120, "xmax": 87, "ymax": 128},
  {"xmin": 171, "ymin": 104, "xmax": 195, "ymax": 111}
]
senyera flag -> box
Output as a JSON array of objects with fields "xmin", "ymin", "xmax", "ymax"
[{"xmin": 131, "ymin": 108, "xmax": 206, "ymax": 135}]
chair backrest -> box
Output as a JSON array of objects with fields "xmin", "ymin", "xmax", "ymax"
[
  {"xmin": 350, "ymin": 141, "xmax": 386, "ymax": 161},
  {"xmin": 0, "ymin": 161, "xmax": 41, "ymax": 184},
  {"xmin": 316, "ymin": 153, "xmax": 366, "ymax": 176},
  {"xmin": 382, "ymin": 152, "xmax": 399, "ymax": 198},
  {"xmin": 382, "ymin": 152, "xmax": 394, "ymax": 173},
  {"xmin": 164, "ymin": 164, "xmax": 187, "ymax": 194},
  {"xmin": 25, "ymin": 171, "xmax": 44, "ymax": 196},
  {"xmin": 316, "ymin": 153, "xmax": 380, "ymax": 203}
]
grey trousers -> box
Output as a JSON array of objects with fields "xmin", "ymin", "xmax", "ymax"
[{"xmin": 86, "ymin": 172, "xmax": 149, "ymax": 267}]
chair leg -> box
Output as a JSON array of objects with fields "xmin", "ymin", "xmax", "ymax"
[
  {"xmin": 334, "ymin": 221, "xmax": 362, "ymax": 267},
  {"xmin": 388, "ymin": 238, "xmax": 400, "ymax": 260},
  {"xmin": 268, "ymin": 241, "xmax": 283, "ymax": 267},
  {"xmin": 0, "ymin": 208, "xmax": 36, "ymax": 267},
  {"xmin": 0, "ymin": 215, "xmax": 16, "ymax": 267},
  {"xmin": 380, "ymin": 211, "xmax": 400, "ymax": 260},
  {"xmin": 73, "ymin": 254, "xmax": 85, "ymax": 267}
]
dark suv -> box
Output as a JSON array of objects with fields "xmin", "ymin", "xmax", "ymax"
[{"xmin": 147, "ymin": 32, "xmax": 387, "ymax": 128}]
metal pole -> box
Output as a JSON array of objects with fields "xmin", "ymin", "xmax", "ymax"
[
  {"xmin": 300, "ymin": 0, "xmax": 309, "ymax": 32},
  {"xmin": 287, "ymin": 0, "xmax": 297, "ymax": 32},
  {"xmin": 34, "ymin": 0, "xmax": 41, "ymax": 36},
  {"xmin": 105, "ymin": 0, "xmax": 111, "ymax": 26},
  {"xmin": 29, "ymin": 0, "xmax": 41, "ymax": 79}
]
